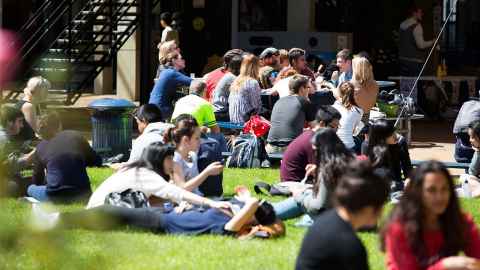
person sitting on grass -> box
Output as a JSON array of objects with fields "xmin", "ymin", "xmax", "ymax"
[
  {"xmin": 29, "ymin": 112, "xmax": 103, "ymax": 203},
  {"xmin": 272, "ymin": 128, "xmax": 354, "ymax": 220},
  {"xmin": 15, "ymin": 76, "xmax": 50, "ymax": 143},
  {"xmin": 333, "ymin": 81, "xmax": 363, "ymax": 153},
  {"xmin": 280, "ymin": 105, "xmax": 341, "ymax": 182},
  {"xmin": 164, "ymin": 114, "xmax": 223, "ymax": 195},
  {"xmin": 32, "ymin": 187, "xmax": 284, "ymax": 239},
  {"xmin": 381, "ymin": 160, "xmax": 480, "ymax": 270},
  {"xmin": 266, "ymin": 75, "xmax": 316, "ymax": 154},
  {"xmin": 87, "ymin": 143, "xmax": 229, "ymax": 210},
  {"xmin": 295, "ymin": 161, "xmax": 390, "ymax": 270},
  {"xmin": 456, "ymin": 120, "xmax": 480, "ymax": 198},
  {"xmin": 362, "ymin": 119, "xmax": 412, "ymax": 194},
  {"xmin": 110, "ymin": 104, "xmax": 173, "ymax": 171},
  {"xmin": 0, "ymin": 106, "xmax": 36, "ymax": 197},
  {"xmin": 171, "ymin": 79, "xmax": 220, "ymax": 134}
]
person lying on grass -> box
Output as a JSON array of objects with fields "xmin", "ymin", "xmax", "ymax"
[
  {"xmin": 381, "ymin": 160, "xmax": 480, "ymax": 270},
  {"xmin": 272, "ymin": 128, "xmax": 354, "ymax": 220},
  {"xmin": 87, "ymin": 143, "xmax": 229, "ymax": 211},
  {"xmin": 33, "ymin": 190, "xmax": 285, "ymax": 239},
  {"xmin": 164, "ymin": 114, "xmax": 223, "ymax": 195}
]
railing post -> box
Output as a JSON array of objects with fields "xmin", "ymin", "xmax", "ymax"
[{"xmin": 139, "ymin": 0, "xmax": 152, "ymax": 105}]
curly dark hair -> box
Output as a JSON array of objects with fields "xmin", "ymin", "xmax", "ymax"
[{"xmin": 380, "ymin": 160, "xmax": 467, "ymax": 267}]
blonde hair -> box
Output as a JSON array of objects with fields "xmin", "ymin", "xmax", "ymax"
[
  {"xmin": 24, "ymin": 76, "xmax": 50, "ymax": 101},
  {"xmin": 158, "ymin": 40, "xmax": 177, "ymax": 65},
  {"xmin": 352, "ymin": 56, "xmax": 374, "ymax": 86},
  {"xmin": 338, "ymin": 81, "xmax": 357, "ymax": 110},
  {"xmin": 231, "ymin": 54, "xmax": 259, "ymax": 92}
]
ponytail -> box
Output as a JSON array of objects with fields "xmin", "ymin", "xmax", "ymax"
[{"xmin": 164, "ymin": 114, "xmax": 198, "ymax": 145}]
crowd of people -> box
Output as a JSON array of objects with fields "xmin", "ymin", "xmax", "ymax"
[{"xmin": 1, "ymin": 13, "xmax": 480, "ymax": 267}]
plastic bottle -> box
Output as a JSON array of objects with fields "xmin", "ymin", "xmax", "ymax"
[{"xmin": 462, "ymin": 178, "xmax": 472, "ymax": 198}]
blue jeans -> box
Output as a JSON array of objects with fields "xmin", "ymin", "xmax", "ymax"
[
  {"xmin": 27, "ymin": 185, "xmax": 50, "ymax": 202},
  {"xmin": 272, "ymin": 197, "xmax": 304, "ymax": 220}
]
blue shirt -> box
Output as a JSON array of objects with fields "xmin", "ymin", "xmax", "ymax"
[
  {"xmin": 33, "ymin": 130, "xmax": 102, "ymax": 196},
  {"xmin": 148, "ymin": 67, "xmax": 193, "ymax": 117},
  {"xmin": 160, "ymin": 206, "xmax": 231, "ymax": 235},
  {"xmin": 335, "ymin": 69, "xmax": 353, "ymax": 87}
]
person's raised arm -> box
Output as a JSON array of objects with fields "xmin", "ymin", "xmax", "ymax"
[
  {"xmin": 172, "ymin": 161, "xmax": 223, "ymax": 192},
  {"xmin": 174, "ymin": 70, "xmax": 193, "ymax": 86},
  {"xmin": 224, "ymin": 198, "xmax": 259, "ymax": 232},
  {"xmin": 413, "ymin": 25, "xmax": 434, "ymax": 49}
]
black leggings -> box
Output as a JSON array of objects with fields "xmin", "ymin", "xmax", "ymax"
[{"xmin": 61, "ymin": 205, "xmax": 165, "ymax": 232}]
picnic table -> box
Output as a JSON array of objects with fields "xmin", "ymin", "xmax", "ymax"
[{"xmin": 383, "ymin": 114, "xmax": 424, "ymax": 144}]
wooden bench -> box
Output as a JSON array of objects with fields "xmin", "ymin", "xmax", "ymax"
[
  {"xmin": 217, "ymin": 122, "xmax": 244, "ymax": 130},
  {"xmin": 411, "ymin": 160, "xmax": 470, "ymax": 173}
]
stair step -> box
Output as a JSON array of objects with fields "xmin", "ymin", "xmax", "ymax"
[{"xmin": 33, "ymin": 67, "xmax": 68, "ymax": 72}]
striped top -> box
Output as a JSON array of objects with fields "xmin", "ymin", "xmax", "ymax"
[{"xmin": 228, "ymin": 79, "xmax": 262, "ymax": 123}]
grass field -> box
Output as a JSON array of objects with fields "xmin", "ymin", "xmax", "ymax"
[{"xmin": 1, "ymin": 168, "xmax": 480, "ymax": 270}]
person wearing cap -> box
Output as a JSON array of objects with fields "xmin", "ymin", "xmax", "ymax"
[
  {"xmin": 204, "ymin": 49, "xmax": 244, "ymax": 102},
  {"xmin": 171, "ymin": 79, "xmax": 220, "ymax": 133},
  {"xmin": 258, "ymin": 47, "xmax": 280, "ymax": 89}
]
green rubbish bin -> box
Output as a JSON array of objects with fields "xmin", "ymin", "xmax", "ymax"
[{"xmin": 88, "ymin": 98, "xmax": 136, "ymax": 160}]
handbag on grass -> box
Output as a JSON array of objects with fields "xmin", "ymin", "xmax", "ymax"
[{"xmin": 105, "ymin": 189, "xmax": 150, "ymax": 208}]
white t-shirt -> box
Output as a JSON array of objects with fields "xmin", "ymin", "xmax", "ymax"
[
  {"xmin": 127, "ymin": 122, "xmax": 173, "ymax": 163},
  {"xmin": 272, "ymin": 77, "xmax": 293, "ymax": 98},
  {"xmin": 332, "ymin": 101, "xmax": 363, "ymax": 149},
  {"xmin": 86, "ymin": 167, "xmax": 184, "ymax": 209}
]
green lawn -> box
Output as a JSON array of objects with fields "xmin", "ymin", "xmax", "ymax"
[{"xmin": 1, "ymin": 168, "xmax": 480, "ymax": 270}]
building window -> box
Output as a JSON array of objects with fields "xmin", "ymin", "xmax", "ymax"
[{"xmin": 238, "ymin": 0, "xmax": 287, "ymax": 31}]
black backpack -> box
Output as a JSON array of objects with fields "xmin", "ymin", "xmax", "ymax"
[
  {"xmin": 197, "ymin": 135, "xmax": 224, "ymax": 197},
  {"xmin": 226, "ymin": 133, "xmax": 268, "ymax": 168}
]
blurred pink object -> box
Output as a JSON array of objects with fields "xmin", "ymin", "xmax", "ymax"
[{"xmin": 0, "ymin": 29, "xmax": 19, "ymax": 89}]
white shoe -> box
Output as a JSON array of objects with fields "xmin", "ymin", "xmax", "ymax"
[{"xmin": 30, "ymin": 203, "xmax": 60, "ymax": 231}]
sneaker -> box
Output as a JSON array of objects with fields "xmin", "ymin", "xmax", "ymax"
[{"xmin": 30, "ymin": 203, "xmax": 60, "ymax": 231}]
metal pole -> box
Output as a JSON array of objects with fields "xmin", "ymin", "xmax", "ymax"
[{"xmin": 139, "ymin": 0, "xmax": 152, "ymax": 105}]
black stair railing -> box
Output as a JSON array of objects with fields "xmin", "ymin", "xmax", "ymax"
[{"xmin": 13, "ymin": 0, "xmax": 160, "ymax": 105}]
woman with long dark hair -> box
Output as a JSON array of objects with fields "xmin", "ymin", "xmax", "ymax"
[
  {"xmin": 87, "ymin": 143, "xmax": 228, "ymax": 210},
  {"xmin": 296, "ymin": 161, "xmax": 390, "ymax": 270},
  {"xmin": 363, "ymin": 119, "xmax": 412, "ymax": 192},
  {"xmin": 272, "ymin": 128, "xmax": 355, "ymax": 220},
  {"xmin": 380, "ymin": 160, "xmax": 480, "ymax": 270}
]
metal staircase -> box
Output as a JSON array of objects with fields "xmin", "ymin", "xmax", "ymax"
[{"xmin": 13, "ymin": 0, "xmax": 159, "ymax": 105}]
